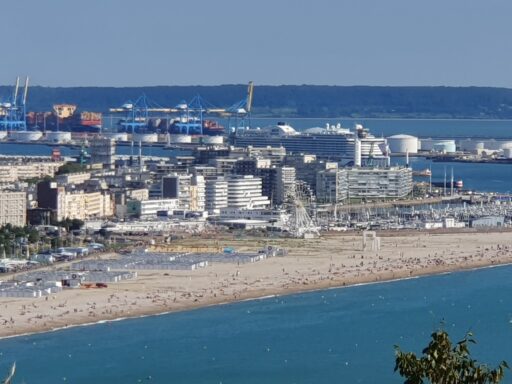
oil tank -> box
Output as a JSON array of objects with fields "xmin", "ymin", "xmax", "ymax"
[
  {"xmin": 45, "ymin": 131, "xmax": 72, "ymax": 143},
  {"xmin": 503, "ymin": 148, "xmax": 512, "ymax": 159},
  {"xmin": 9, "ymin": 131, "xmax": 43, "ymax": 141},
  {"xmin": 386, "ymin": 134, "xmax": 418, "ymax": 154},
  {"xmin": 459, "ymin": 139, "xmax": 484, "ymax": 152},
  {"xmin": 432, "ymin": 140, "xmax": 456, "ymax": 153},
  {"xmin": 419, "ymin": 138, "xmax": 434, "ymax": 151}
]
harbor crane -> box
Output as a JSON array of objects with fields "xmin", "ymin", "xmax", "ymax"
[
  {"xmin": 0, "ymin": 76, "xmax": 29, "ymax": 131},
  {"xmin": 109, "ymin": 82, "xmax": 256, "ymax": 134},
  {"xmin": 226, "ymin": 81, "xmax": 254, "ymax": 129}
]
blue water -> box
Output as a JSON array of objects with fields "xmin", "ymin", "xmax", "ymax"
[
  {"xmin": 1, "ymin": 265, "xmax": 512, "ymax": 383},
  {"xmin": 392, "ymin": 156, "xmax": 512, "ymax": 193}
]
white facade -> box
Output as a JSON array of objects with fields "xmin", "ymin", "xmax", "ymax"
[
  {"xmin": 227, "ymin": 175, "xmax": 270, "ymax": 209},
  {"xmin": 275, "ymin": 167, "xmax": 296, "ymax": 205},
  {"xmin": 205, "ymin": 178, "xmax": 228, "ymax": 214},
  {"xmin": 387, "ymin": 134, "xmax": 418, "ymax": 154},
  {"xmin": 128, "ymin": 198, "xmax": 179, "ymax": 217},
  {"xmin": 0, "ymin": 191, "xmax": 26, "ymax": 226},
  {"xmin": 56, "ymin": 172, "xmax": 91, "ymax": 185},
  {"xmin": 347, "ymin": 167, "xmax": 413, "ymax": 199},
  {"xmin": 219, "ymin": 207, "xmax": 289, "ymax": 226},
  {"xmin": 57, "ymin": 190, "xmax": 113, "ymax": 221},
  {"xmin": 0, "ymin": 161, "xmax": 64, "ymax": 183},
  {"xmin": 190, "ymin": 175, "xmax": 206, "ymax": 211}
]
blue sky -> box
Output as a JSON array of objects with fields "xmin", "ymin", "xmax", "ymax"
[{"xmin": 2, "ymin": 0, "xmax": 512, "ymax": 87}]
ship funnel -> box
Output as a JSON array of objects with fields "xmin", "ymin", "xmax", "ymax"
[{"xmin": 354, "ymin": 136, "xmax": 362, "ymax": 167}]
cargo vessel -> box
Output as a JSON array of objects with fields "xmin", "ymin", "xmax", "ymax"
[{"xmin": 27, "ymin": 104, "xmax": 102, "ymax": 133}]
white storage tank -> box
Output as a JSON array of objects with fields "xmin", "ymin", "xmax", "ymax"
[
  {"xmin": 9, "ymin": 131, "xmax": 43, "ymax": 141},
  {"xmin": 132, "ymin": 133, "xmax": 158, "ymax": 143},
  {"xmin": 45, "ymin": 131, "xmax": 72, "ymax": 143},
  {"xmin": 482, "ymin": 140, "xmax": 512, "ymax": 150},
  {"xmin": 386, "ymin": 134, "xmax": 418, "ymax": 154},
  {"xmin": 503, "ymin": 148, "xmax": 512, "ymax": 159},
  {"xmin": 459, "ymin": 139, "xmax": 484, "ymax": 152},
  {"xmin": 432, "ymin": 140, "xmax": 456, "ymax": 153},
  {"xmin": 499, "ymin": 141, "xmax": 512, "ymax": 150},
  {"xmin": 201, "ymin": 135, "xmax": 224, "ymax": 145},
  {"xmin": 170, "ymin": 134, "xmax": 192, "ymax": 144},
  {"xmin": 419, "ymin": 138, "xmax": 434, "ymax": 151}
]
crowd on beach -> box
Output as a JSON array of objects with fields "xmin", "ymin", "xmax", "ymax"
[{"xmin": 1, "ymin": 232, "xmax": 512, "ymax": 338}]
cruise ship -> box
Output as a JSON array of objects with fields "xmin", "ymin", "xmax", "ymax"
[{"xmin": 232, "ymin": 122, "xmax": 388, "ymax": 162}]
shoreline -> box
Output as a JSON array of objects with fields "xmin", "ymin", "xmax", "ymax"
[
  {"xmin": 1, "ymin": 258, "xmax": 511, "ymax": 341},
  {"xmin": 2, "ymin": 231, "xmax": 512, "ymax": 340}
]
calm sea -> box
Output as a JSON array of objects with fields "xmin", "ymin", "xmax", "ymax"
[{"xmin": 0, "ymin": 265, "xmax": 511, "ymax": 383}]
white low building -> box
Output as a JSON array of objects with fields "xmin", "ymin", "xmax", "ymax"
[{"xmin": 127, "ymin": 198, "xmax": 179, "ymax": 218}]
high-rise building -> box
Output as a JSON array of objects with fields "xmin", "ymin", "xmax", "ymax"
[
  {"xmin": 274, "ymin": 166, "xmax": 296, "ymax": 205},
  {"xmin": 227, "ymin": 175, "xmax": 270, "ymax": 209},
  {"xmin": 162, "ymin": 174, "xmax": 206, "ymax": 211},
  {"xmin": 190, "ymin": 175, "xmax": 205, "ymax": 211},
  {"xmin": 89, "ymin": 138, "xmax": 116, "ymax": 169}
]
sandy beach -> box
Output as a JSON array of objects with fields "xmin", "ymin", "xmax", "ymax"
[{"xmin": 1, "ymin": 230, "xmax": 512, "ymax": 339}]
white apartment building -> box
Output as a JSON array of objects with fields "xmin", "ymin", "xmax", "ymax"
[
  {"xmin": 190, "ymin": 175, "xmax": 205, "ymax": 211},
  {"xmin": 57, "ymin": 190, "xmax": 113, "ymax": 221},
  {"xmin": 0, "ymin": 191, "xmax": 26, "ymax": 226},
  {"xmin": 316, "ymin": 169, "xmax": 348, "ymax": 203},
  {"xmin": 347, "ymin": 167, "xmax": 413, "ymax": 199},
  {"xmin": 162, "ymin": 174, "xmax": 206, "ymax": 212},
  {"xmin": 205, "ymin": 177, "xmax": 228, "ymax": 214},
  {"xmin": 0, "ymin": 161, "xmax": 64, "ymax": 183},
  {"xmin": 275, "ymin": 166, "xmax": 296, "ymax": 205},
  {"xmin": 227, "ymin": 175, "xmax": 270, "ymax": 209},
  {"xmin": 127, "ymin": 188, "xmax": 149, "ymax": 201},
  {"xmin": 56, "ymin": 172, "xmax": 91, "ymax": 185}
]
